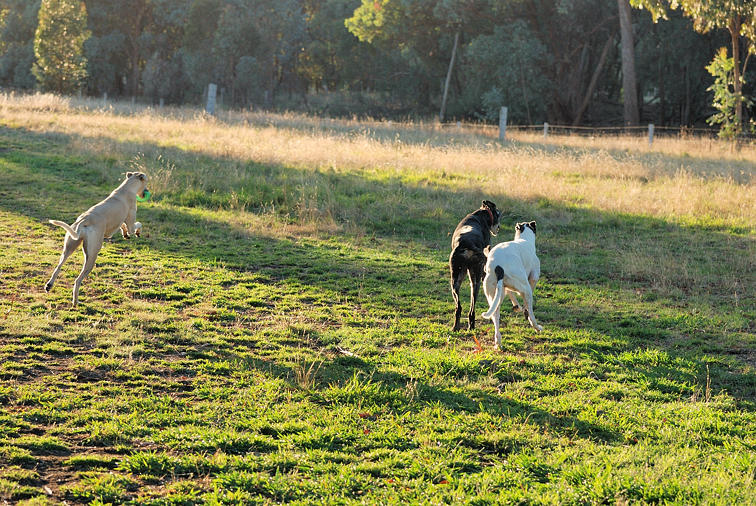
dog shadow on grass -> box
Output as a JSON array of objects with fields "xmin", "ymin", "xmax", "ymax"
[{"xmin": 0, "ymin": 124, "xmax": 754, "ymax": 423}]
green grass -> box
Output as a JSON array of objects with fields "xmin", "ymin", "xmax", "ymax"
[{"xmin": 0, "ymin": 114, "xmax": 754, "ymax": 505}]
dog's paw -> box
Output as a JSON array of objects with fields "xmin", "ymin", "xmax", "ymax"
[
  {"xmin": 533, "ymin": 324, "xmax": 543, "ymax": 332},
  {"xmin": 44, "ymin": 282, "xmax": 52, "ymax": 292},
  {"xmin": 511, "ymin": 305, "xmax": 522, "ymax": 313}
]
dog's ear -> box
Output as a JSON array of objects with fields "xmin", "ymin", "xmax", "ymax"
[
  {"xmin": 482, "ymin": 200, "xmax": 496, "ymax": 210},
  {"xmin": 528, "ymin": 221, "xmax": 537, "ymax": 234},
  {"xmin": 138, "ymin": 173, "xmax": 146, "ymax": 181},
  {"xmin": 126, "ymin": 171, "xmax": 135, "ymax": 178},
  {"xmin": 516, "ymin": 223, "xmax": 525, "ymax": 232}
]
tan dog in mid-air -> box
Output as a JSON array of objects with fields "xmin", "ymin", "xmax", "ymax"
[{"xmin": 45, "ymin": 172, "xmax": 150, "ymax": 306}]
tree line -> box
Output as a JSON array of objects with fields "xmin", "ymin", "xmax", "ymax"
[{"xmin": 1, "ymin": 0, "xmax": 755, "ymax": 132}]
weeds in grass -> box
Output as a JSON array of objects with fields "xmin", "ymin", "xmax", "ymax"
[{"xmin": 293, "ymin": 354, "xmax": 323, "ymax": 390}]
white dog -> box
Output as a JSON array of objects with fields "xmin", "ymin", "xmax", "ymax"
[
  {"xmin": 482, "ymin": 221, "xmax": 542, "ymax": 346},
  {"xmin": 45, "ymin": 172, "xmax": 149, "ymax": 306}
]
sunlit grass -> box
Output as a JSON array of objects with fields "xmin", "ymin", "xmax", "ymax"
[{"xmin": 1, "ymin": 92, "xmax": 753, "ymax": 229}]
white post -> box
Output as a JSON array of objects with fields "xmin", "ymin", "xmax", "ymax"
[
  {"xmin": 499, "ymin": 106, "xmax": 508, "ymax": 141},
  {"xmin": 543, "ymin": 122, "xmax": 549, "ymax": 138},
  {"xmin": 456, "ymin": 121, "xmax": 461, "ymax": 132},
  {"xmin": 103, "ymin": 92, "xmax": 107, "ymax": 104},
  {"xmin": 159, "ymin": 98, "xmax": 164, "ymax": 108},
  {"xmin": 648, "ymin": 123, "xmax": 654, "ymax": 145},
  {"xmin": 206, "ymin": 83, "xmax": 217, "ymax": 115}
]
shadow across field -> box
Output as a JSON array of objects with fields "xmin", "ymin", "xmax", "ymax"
[{"xmin": 0, "ymin": 124, "xmax": 754, "ymax": 418}]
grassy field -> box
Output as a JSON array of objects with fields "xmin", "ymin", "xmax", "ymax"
[{"xmin": 0, "ymin": 93, "xmax": 754, "ymax": 504}]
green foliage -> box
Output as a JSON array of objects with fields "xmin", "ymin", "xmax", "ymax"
[
  {"xmin": 463, "ymin": 22, "xmax": 552, "ymax": 123},
  {"xmin": 632, "ymin": 0, "xmax": 756, "ymax": 129},
  {"xmin": 0, "ymin": 0, "xmax": 39, "ymax": 88},
  {"xmin": 0, "ymin": 0, "xmax": 739, "ymax": 124},
  {"xmin": 32, "ymin": 0, "xmax": 89, "ymax": 93},
  {"xmin": 705, "ymin": 47, "xmax": 751, "ymax": 139},
  {"xmin": 630, "ymin": 0, "xmax": 756, "ymax": 33}
]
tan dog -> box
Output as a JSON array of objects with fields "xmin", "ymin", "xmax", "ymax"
[{"xmin": 45, "ymin": 172, "xmax": 149, "ymax": 306}]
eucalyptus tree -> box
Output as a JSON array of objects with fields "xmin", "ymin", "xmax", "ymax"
[
  {"xmin": 300, "ymin": 0, "xmax": 375, "ymax": 93},
  {"xmin": 631, "ymin": 0, "xmax": 756, "ymax": 134},
  {"xmin": 346, "ymin": 0, "xmax": 502, "ymax": 117},
  {"xmin": 33, "ymin": 0, "xmax": 90, "ymax": 94},
  {"xmin": 0, "ymin": 0, "xmax": 39, "ymax": 88}
]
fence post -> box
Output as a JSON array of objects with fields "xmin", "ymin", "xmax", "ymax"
[
  {"xmin": 103, "ymin": 92, "xmax": 107, "ymax": 104},
  {"xmin": 543, "ymin": 122, "xmax": 549, "ymax": 138},
  {"xmin": 648, "ymin": 123, "xmax": 654, "ymax": 145},
  {"xmin": 499, "ymin": 106, "xmax": 508, "ymax": 141},
  {"xmin": 159, "ymin": 98, "xmax": 164, "ymax": 108},
  {"xmin": 206, "ymin": 83, "xmax": 217, "ymax": 115}
]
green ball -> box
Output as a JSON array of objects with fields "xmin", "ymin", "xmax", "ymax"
[{"xmin": 136, "ymin": 189, "xmax": 151, "ymax": 202}]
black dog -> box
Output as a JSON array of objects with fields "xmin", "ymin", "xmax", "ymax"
[{"xmin": 449, "ymin": 200, "xmax": 501, "ymax": 331}]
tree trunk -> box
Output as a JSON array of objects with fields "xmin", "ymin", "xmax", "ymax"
[
  {"xmin": 573, "ymin": 34, "xmax": 614, "ymax": 126},
  {"xmin": 439, "ymin": 31, "xmax": 459, "ymax": 123},
  {"xmin": 128, "ymin": 4, "xmax": 147, "ymax": 98},
  {"xmin": 617, "ymin": 0, "xmax": 639, "ymax": 126},
  {"xmin": 658, "ymin": 52, "xmax": 665, "ymax": 125},
  {"xmin": 729, "ymin": 15, "xmax": 743, "ymax": 134}
]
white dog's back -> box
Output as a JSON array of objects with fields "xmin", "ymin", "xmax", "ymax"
[{"xmin": 486, "ymin": 239, "xmax": 538, "ymax": 284}]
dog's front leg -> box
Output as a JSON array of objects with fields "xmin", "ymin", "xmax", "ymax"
[
  {"xmin": 122, "ymin": 209, "xmax": 139, "ymax": 238},
  {"xmin": 505, "ymin": 288, "xmax": 522, "ymax": 312}
]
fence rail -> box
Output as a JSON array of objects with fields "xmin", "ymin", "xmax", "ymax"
[{"xmin": 440, "ymin": 121, "xmax": 721, "ymax": 139}]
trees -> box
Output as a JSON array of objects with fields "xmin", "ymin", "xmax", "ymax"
[
  {"xmin": 631, "ymin": 0, "xmax": 756, "ymax": 134},
  {"xmin": 346, "ymin": 0, "xmax": 501, "ymax": 117},
  {"xmin": 0, "ymin": 0, "xmax": 735, "ymax": 125},
  {"xmin": 299, "ymin": 0, "xmax": 375, "ymax": 94},
  {"xmin": 0, "ymin": 0, "xmax": 39, "ymax": 88},
  {"xmin": 33, "ymin": 0, "xmax": 89, "ymax": 94}
]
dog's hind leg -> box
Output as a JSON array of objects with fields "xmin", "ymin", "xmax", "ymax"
[
  {"xmin": 450, "ymin": 261, "xmax": 466, "ymax": 331},
  {"xmin": 71, "ymin": 238, "xmax": 102, "ymax": 307},
  {"xmin": 491, "ymin": 305, "xmax": 503, "ymax": 347},
  {"xmin": 483, "ymin": 273, "xmax": 504, "ymax": 347},
  {"xmin": 467, "ymin": 263, "xmax": 484, "ymax": 330},
  {"xmin": 45, "ymin": 234, "xmax": 82, "ymax": 292}
]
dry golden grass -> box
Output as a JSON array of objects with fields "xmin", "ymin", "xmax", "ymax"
[{"xmin": 1, "ymin": 92, "xmax": 754, "ymax": 229}]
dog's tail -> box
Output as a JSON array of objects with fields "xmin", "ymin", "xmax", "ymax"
[
  {"xmin": 482, "ymin": 266, "xmax": 505, "ymax": 319},
  {"xmin": 49, "ymin": 220, "xmax": 80, "ymax": 240}
]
